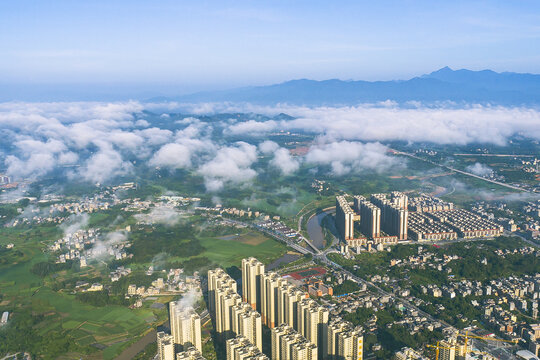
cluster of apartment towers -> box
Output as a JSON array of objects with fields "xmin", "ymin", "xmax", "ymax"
[
  {"xmin": 336, "ymin": 192, "xmax": 409, "ymax": 246},
  {"xmin": 158, "ymin": 257, "xmax": 363, "ymax": 360}
]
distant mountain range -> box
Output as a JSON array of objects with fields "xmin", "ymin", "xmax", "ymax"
[{"xmin": 161, "ymin": 67, "xmax": 540, "ymax": 106}]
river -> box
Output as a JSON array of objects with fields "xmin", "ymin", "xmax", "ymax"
[{"xmin": 306, "ymin": 210, "xmax": 335, "ymax": 249}]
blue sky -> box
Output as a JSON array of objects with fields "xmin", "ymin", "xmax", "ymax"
[{"xmin": 1, "ymin": 0, "xmax": 540, "ymax": 94}]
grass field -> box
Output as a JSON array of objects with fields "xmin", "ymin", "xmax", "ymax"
[
  {"xmin": 200, "ymin": 232, "xmax": 287, "ymax": 267},
  {"xmin": 218, "ymin": 231, "xmax": 268, "ymax": 245},
  {"xmin": 0, "ymin": 215, "xmax": 288, "ymax": 359},
  {"xmin": 0, "ymin": 224, "xmax": 159, "ymax": 359}
]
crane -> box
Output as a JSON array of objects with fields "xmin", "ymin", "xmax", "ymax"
[
  {"xmin": 426, "ymin": 332, "xmax": 518, "ymax": 360},
  {"xmin": 426, "ymin": 342, "xmax": 492, "ymax": 360},
  {"xmin": 457, "ymin": 331, "xmax": 518, "ymax": 351}
]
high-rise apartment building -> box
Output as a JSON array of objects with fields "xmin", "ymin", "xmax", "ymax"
[
  {"xmin": 215, "ymin": 287, "xmax": 242, "ymax": 340},
  {"xmin": 297, "ymin": 299, "xmax": 329, "ymax": 360},
  {"xmin": 327, "ymin": 319, "xmax": 348, "ymax": 360},
  {"xmin": 438, "ymin": 338, "xmax": 469, "ymax": 360},
  {"xmin": 261, "ymin": 271, "xmax": 284, "ymax": 328},
  {"xmin": 371, "ymin": 193, "xmax": 408, "ymax": 240},
  {"xmin": 291, "ymin": 340, "xmax": 318, "ymax": 360},
  {"xmin": 169, "ymin": 302, "xmax": 202, "ymax": 352},
  {"xmin": 157, "ymin": 331, "xmax": 176, "ymax": 360},
  {"xmin": 354, "ymin": 196, "xmax": 381, "ymax": 238},
  {"xmin": 336, "ymin": 196, "xmax": 356, "ymax": 240},
  {"xmin": 242, "ymin": 258, "xmax": 265, "ymax": 312},
  {"xmin": 278, "ymin": 283, "xmax": 307, "ymax": 330},
  {"xmin": 336, "ymin": 328, "xmax": 363, "ymax": 360},
  {"xmin": 208, "ymin": 268, "xmax": 237, "ymax": 313},
  {"xmin": 210, "ymin": 265, "xmax": 267, "ymax": 354},
  {"xmin": 176, "ymin": 347, "xmax": 207, "ymax": 360},
  {"xmin": 390, "ymin": 191, "xmax": 408, "ymax": 210},
  {"xmin": 226, "ymin": 335, "xmax": 269, "ymax": 360},
  {"xmin": 271, "ymin": 324, "xmax": 318, "ymax": 360},
  {"xmin": 439, "ymin": 339, "xmax": 456, "ymax": 360},
  {"xmin": 327, "ymin": 318, "xmax": 363, "ymax": 360},
  {"xmin": 231, "ymin": 303, "xmax": 263, "ymax": 351}
]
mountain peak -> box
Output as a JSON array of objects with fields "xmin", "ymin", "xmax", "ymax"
[
  {"xmin": 429, "ymin": 66, "xmax": 454, "ymax": 75},
  {"xmin": 171, "ymin": 67, "xmax": 540, "ymax": 106}
]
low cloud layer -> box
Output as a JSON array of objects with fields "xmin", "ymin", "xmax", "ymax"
[
  {"xmin": 259, "ymin": 141, "xmax": 300, "ymax": 175},
  {"xmin": 198, "ymin": 102, "xmax": 540, "ymax": 146},
  {"xmin": 89, "ymin": 230, "xmax": 128, "ymax": 260},
  {"xmin": 134, "ymin": 205, "xmax": 185, "ymax": 226},
  {"xmin": 1, "ymin": 100, "xmax": 540, "ymax": 192},
  {"xmin": 305, "ymin": 140, "xmax": 398, "ymax": 175},
  {"xmin": 466, "ymin": 162, "xmax": 494, "ymax": 177},
  {"xmin": 62, "ymin": 213, "xmax": 90, "ymax": 236},
  {"xmin": 197, "ymin": 142, "xmax": 258, "ymax": 191}
]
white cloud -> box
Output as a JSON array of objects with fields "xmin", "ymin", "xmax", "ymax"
[
  {"xmin": 3, "ymin": 100, "xmax": 540, "ymax": 185},
  {"xmin": 6, "ymin": 153, "xmax": 57, "ymax": 178},
  {"xmin": 211, "ymin": 103, "xmax": 540, "ymax": 145},
  {"xmin": 134, "ymin": 205, "xmax": 184, "ymax": 226},
  {"xmin": 88, "ymin": 230, "xmax": 128, "ymax": 260},
  {"xmin": 78, "ymin": 145, "xmax": 133, "ymax": 183},
  {"xmin": 58, "ymin": 151, "xmax": 79, "ymax": 165},
  {"xmin": 258, "ymin": 140, "xmax": 279, "ymax": 154},
  {"xmin": 258, "ymin": 140, "xmax": 299, "ymax": 175},
  {"xmin": 198, "ymin": 142, "xmax": 258, "ymax": 191},
  {"xmin": 305, "ymin": 140, "xmax": 398, "ymax": 175},
  {"xmin": 270, "ymin": 148, "xmax": 300, "ymax": 175},
  {"xmin": 61, "ymin": 213, "xmax": 90, "ymax": 236},
  {"xmin": 138, "ymin": 127, "xmax": 173, "ymax": 146},
  {"xmin": 150, "ymin": 143, "xmax": 193, "ymax": 169},
  {"xmin": 226, "ymin": 120, "xmax": 278, "ymax": 135},
  {"xmin": 135, "ymin": 119, "xmax": 150, "ymax": 127},
  {"xmin": 466, "ymin": 162, "xmax": 494, "ymax": 177}
]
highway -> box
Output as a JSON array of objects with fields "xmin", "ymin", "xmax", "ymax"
[
  {"xmin": 316, "ymin": 254, "xmax": 456, "ymax": 330},
  {"xmin": 243, "ymin": 210, "xmax": 458, "ymax": 331},
  {"xmin": 299, "ymin": 213, "xmax": 528, "ymax": 359},
  {"xmin": 392, "ymin": 149, "xmax": 531, "ymax": 193},
  {"xmin": 225, "ymin": 211, "xmax": 528, "ymax": 358},
  {"xmin": 217, "ymin": 211, "xmax": 526, "ymax": 358}
]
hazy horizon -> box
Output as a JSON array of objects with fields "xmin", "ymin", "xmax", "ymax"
[{"xmin": 2, "ymin": 0, "xmax": 540, "ymax": 98}]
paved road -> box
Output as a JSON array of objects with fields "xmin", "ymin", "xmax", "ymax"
[
  {"xmin": 225, "ymin": 213, "xmax": 524, "ymax": 359},
  {"xmin": 392, "ymin": 150, "xmax": 531, "ymax": 193},
  {"xmin": 317, "ymin": 255, "xmax": 456, "ymax": 330},
  {"xmin": 299, "ymin": 214, "xmax": 526, "ymax": 359},
  {"xmin": 506, "ymin": 231, "xmax": 539, "ymax": 249}
]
